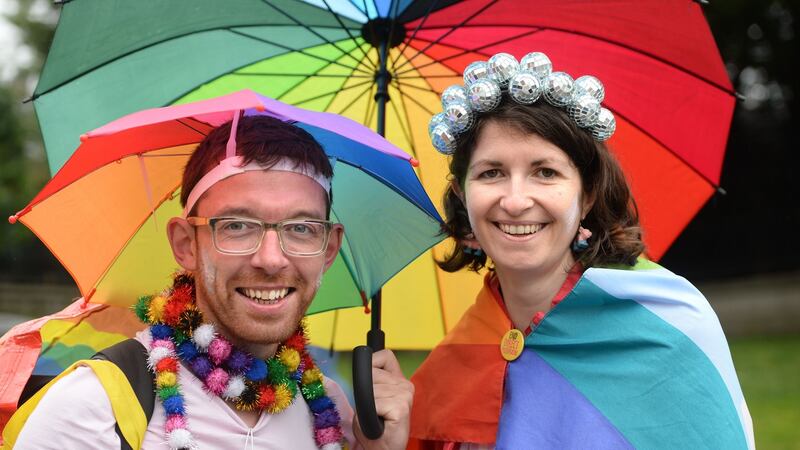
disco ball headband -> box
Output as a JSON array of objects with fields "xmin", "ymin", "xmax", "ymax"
[{"xmin": 428, "ymin": 52, "xmax": 616, "ymax": 155}]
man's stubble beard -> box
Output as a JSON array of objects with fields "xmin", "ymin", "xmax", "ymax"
[{"xmin": 194, "ymin": 249, "xmax": 323, "ymax": 347}]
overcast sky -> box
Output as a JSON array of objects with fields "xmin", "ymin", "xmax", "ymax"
[{"xmin": 0, "ymin": 0, "xmax": 57, "ymax": 84}]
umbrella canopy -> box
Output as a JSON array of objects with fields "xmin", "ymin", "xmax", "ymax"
[
  {"xmin": 0, "ymin": 90, "xmax": 442, "ymax": 423},
  {"xmin": 29, "ymin": 0, "xmax": 734, "ymax": 350}
]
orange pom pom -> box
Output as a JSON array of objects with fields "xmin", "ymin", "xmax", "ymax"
[{"xmin": 156, "ymin": 357, "xmax": 179, "ymax": 373}]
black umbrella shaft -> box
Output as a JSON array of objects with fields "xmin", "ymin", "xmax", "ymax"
[
  {"xmin": 368, "ymin": 38, "xmax": 391, "ymax": 347},
  {"xmin": 375, "ymin": 40, "xmax": 389, "ymax": 137}
]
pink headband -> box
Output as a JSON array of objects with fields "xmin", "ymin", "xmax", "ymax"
[{"xmin": 181, "ymin": 111, "xmax": 332, "ymax": 218}]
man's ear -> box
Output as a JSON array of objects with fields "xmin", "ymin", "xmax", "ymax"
[
  {"xmin": 323, "ymin": 224, "xmax": 344, "ymax": 272},
  {"xmin": 167, "ymin": 217, "xmax": 198, "ymax": 271}
]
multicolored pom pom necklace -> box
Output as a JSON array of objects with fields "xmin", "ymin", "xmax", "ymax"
[{"xmin": 134, "ymin": 272, "xmax": 344, "ymax": 449}]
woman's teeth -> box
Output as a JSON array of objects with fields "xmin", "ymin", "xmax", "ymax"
[
  {"xmin": 242, "ymin": 288, "xmax": 289, "ymax": 304},
  {"xmin": 499, "ymin": 223, "xmax": 544, "ymax": 235}
]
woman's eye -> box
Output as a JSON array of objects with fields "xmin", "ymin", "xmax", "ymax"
[
  {"xmin": 538, "ymin": 168, "xmax": 557, "ymax": 178},
  {"xmin": 479, "ymin": 169, "xmax": 501, "ymax": 179}
]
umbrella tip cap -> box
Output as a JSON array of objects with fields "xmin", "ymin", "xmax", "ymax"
[
  {"xmin": 255, "ymin": 104, "xmax": 265, "ymax": 112},
  {"xmin": 410, "ymin": 158, "xmax": 419, "ymax": 167},
  {"xmin": 79, "ymin": 133, "xmax": 89, "ymax": 142},
  {"xmin": 8, "ymin": 215, "xmax": 18, "ymax": 224}
]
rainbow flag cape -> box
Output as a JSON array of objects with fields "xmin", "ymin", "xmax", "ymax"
[
  {"xmin": 0, "ymin": 301, "xmax": 142, "ymax": 429},
  {"xmin": 410, "ymin": 260, "xmax": 754, "ymax": 449}
]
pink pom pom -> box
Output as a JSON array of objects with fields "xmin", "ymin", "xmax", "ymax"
[
  {"xmin": 205, "ymin": 368, "xmax": 229, "ymax": 395},
  {"xmin": 207, "ymin": 337, "xmax": 232, "ymax": 365},
  {"xmin": 315, "ymin": 426, "xmax": 343, "ymax": 445},
  {"xmin": 152, "ymin": 339, "xmax": 175, "ymax": 352},
  {"xmin": 165, "ymin": 414, "xmax": 187, "ymax": 433}
]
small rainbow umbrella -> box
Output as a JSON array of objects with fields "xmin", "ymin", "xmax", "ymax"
[
  {"xmin": 0, "ymin": 90, "xmax": 442, "ymax": 427},
  {"xmin": 29, "ymin": 0, "xmax": 734, "ymax": 350}
]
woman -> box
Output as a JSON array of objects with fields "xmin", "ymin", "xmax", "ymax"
[{"xmin": 409, "ymin": 53, "xmax": 754, "ymax": 449}]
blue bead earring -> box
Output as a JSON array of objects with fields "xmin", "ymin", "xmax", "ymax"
[
  {"xmin": 571, "ymin": 225, "xmax": 592, "ymax": 252},
  {"xmin": 464, "ymin": 246, "xmax": 484, "ymax": 257}
]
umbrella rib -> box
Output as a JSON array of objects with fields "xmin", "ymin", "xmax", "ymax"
[
  {"xmin": 610, "ymin": 107, "xmax": 721, "ymax": 189},
  {"xmin": 394, "ymin": 28, "xmax": 543, "ymax": 77},
  {"xmin": 390, "ymin": 0, "xmax": 441, "ymax": 71},
  {"xmin": 259, "ymin": 0, "xmax": 371, "ymax": 72},
  {"xmin": 388, "ymin": 79, "xmax": 418, "ymax": 157},
  {"xmin": 320, "ymin": 0, "xmax": 377, "ymax": 71},
  {"xmin": 336, "ymin": 80, "xmax": 377, "ymax": 116},
  {"xmin": 175, "ymin": 119, "xmax": 210, "ymax": 138},
  {"xmin": 365, "ymin": 83, "xmax": 378, "ymax": 127},
  {"xmin": 393, "ymin": 0, "xmax": 499, "ymax": 73},
  {"xmin": 395, "ymin": 79, "xmax": 446, "ymax": 96},
  {"xmin": 30, "ymin": 24, "xmax": 359, "ymax": 101},
  {"xmin": 226, "ymin": 28, "xmax": 370, "ymax": 76},
  {"xmin": 231, "ymin": 72, "xmax": 371, "ymax": 78},
  {"xmin": 407, "ymin": 23, "xmax": 735, "ymax": 96},
  {"xmin": 276, "ymin": 52, "xmax": 360, "ymax": 102},
  {"xmin": 284, "ymin": 78, "xmax": 373, "ymax": 106},
  {"xmin": 393, "ymin": 84, "xmax": 437, "ymax": 116}
]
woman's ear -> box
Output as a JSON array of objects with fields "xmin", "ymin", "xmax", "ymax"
[
  {"xmin": 450, "ymin": 179, "xmax": 465, "ymax": 204},
  {"xmin": 167, "ymin": 217, "xmax": 198, "ymax": 271},
  {"xmin": 581, "ymin": 189, "xmax": 596, "ymax": 220}
]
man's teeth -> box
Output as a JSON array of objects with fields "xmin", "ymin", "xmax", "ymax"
[
  {"xmin": 499, "ymin": 223, "xmax": 544, "ymax": 235},
  {"xmin": 243, "ymin": 288, "xmax": 289, "ymax": 303}
]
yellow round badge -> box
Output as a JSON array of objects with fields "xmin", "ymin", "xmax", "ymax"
[{"xmin": 500, "ymin": 329, "xmax": 525, "ymax": 361}]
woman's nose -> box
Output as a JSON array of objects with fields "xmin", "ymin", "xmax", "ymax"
[{"xmin": 499, "ymin": 183, "xmax": 535, "ymax": 216}]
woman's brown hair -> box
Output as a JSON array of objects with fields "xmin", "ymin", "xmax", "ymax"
[{"xmin": 438, "ymin": 101, "xmax": 644, "ymax": 272}]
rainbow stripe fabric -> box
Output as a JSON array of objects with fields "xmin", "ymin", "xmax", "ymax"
[{"xmin": 410, "ymin": 260, "xmax": 754, "ymax": 449}]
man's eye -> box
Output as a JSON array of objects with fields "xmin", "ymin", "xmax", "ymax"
[
  {"xmin": 222, "ymin": 221, "xmax": 254, "ymax": 232},
  {"xmin": 290, "ymin": 224, "xmax": 312, "ymax": 234}
]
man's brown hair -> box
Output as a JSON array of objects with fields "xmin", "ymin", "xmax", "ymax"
[{"xmin": 180, "ymin": 115, "xmax": 333, "ymax": 217}]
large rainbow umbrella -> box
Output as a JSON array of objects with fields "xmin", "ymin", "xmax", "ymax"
[
  {"xmin": 0, "ymin": 90, "xmax": 442, "ymax": 428},
  {"xmin": 28, "ymin": 0, "xmax": 734, "ymax": 350}
]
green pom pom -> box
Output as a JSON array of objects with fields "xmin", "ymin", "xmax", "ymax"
[
  {"xmin": 158, "ymin": 385, "xmax": 179, "ymax": 400},
  {"xmin": 300, "ymin": 381, "xmax": 325, "ymax": 400},
  {"xmin": 267, "ymin": 358, "xmax": 289, "ymax": 384},
  {"xmin": 133, "ymin": 296, "xmax": 152, "ymax": 322},
  {"xmin": 173, "ymin": 329, "xmax": 188, "ymax": 345}
]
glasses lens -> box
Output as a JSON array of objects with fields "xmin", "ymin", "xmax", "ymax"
[
  {"xmin": 213, "ymin": 219, "xmax": 263, "ymax": 253},
  {"xmin": 279, "ymin": 220, "xmax": 329, "ymax": 255}
]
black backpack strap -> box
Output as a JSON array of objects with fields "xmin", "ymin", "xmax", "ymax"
[{"xmin": 93, "ymin": 338, "xmax": 156, "ymax": 450}]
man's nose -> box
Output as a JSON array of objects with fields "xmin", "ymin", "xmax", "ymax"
[{"xmin": 250, "ymin": 229, "xmax": 290, "ymax": 274}]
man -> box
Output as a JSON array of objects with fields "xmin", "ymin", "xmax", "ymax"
[{"xmin": 9, "ymin": 115, "xmax": 413, "ymax": 449}]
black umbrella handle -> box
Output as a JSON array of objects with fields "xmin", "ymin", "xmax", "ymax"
[{"xmin": 353, "ymin": 328, "xmax": 385, "ymax": 440}]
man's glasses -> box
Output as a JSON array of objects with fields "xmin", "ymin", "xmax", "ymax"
[{"xmin": 187, "ymin": 217, "xmax": 333, "ymax": 257}]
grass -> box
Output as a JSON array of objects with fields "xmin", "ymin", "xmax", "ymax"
[{"xmin": 730, "ymin": 335, "xmax": 800, "ymax": 449}]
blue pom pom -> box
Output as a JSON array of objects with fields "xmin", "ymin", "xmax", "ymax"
[
  {"xmin": 308, "ymin": 396, "xmax": 334, "ymax": 414},
  {"xmin": 177, "ymin": 341, "xmax": 199, "ymax": 361},
  {"xmin": 291, "ymin": 370, "xmax": 302, "ymax": 381},
  {"xmin": 163, "ymin": 395, "xmax": 185, "ymax": 415},
  {"xmin": 191, "ymin": 355, "xmax": 212, "ymax": 379},
  {"xmin": 245, "ymin": 358, "xmax": 268, "ymax": 381},
  {"xmin": 226, "ymin": 349, "xmax": 251, "ymax": 373},
  {"xmin": 150, "ymin": 324, "xmax": 174, "ymax": 340}
]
